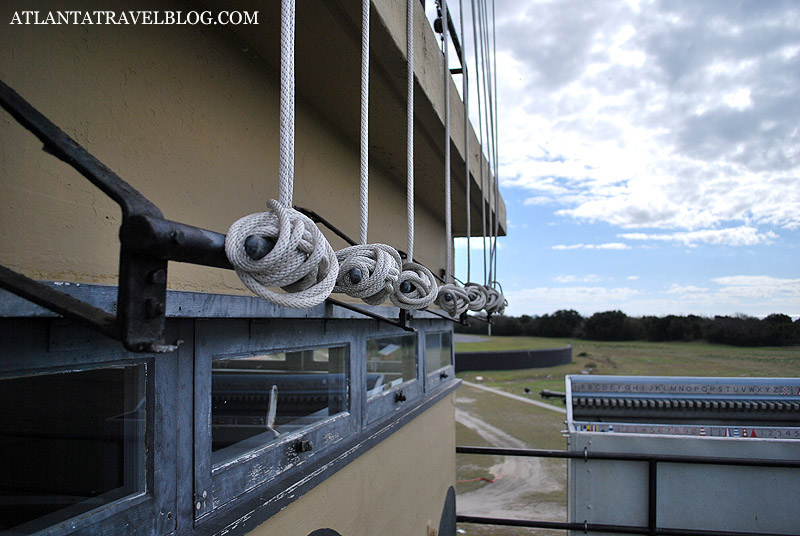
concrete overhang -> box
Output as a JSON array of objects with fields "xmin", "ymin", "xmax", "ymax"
[{"xmin": 205, "ymin": 0, "xmax": 506, "ymax": 239}]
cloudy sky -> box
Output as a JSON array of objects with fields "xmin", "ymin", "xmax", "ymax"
[{"xmin": 439, "ymin": 0, "xmax": 800, "ymax": 319}]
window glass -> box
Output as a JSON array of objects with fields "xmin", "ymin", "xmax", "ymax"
[
  {"xmin": 425, "ymin": 331, "xmax": 452, "ymax": 373},
  {"xmin": 0, "ymin": 365, "xmax": 147, "ymax": 534},
  {"xmin": 211, "ymin": 346, "xmax": 348, "ymax": 464},
  {"xmin": 366, "ymin": 334, "xmax": 417, "ymax": 397}
]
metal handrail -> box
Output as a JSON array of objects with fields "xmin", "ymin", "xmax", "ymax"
[{"xmin": 455, "ymin": 445, "xmax": 800, "ymax": 536}]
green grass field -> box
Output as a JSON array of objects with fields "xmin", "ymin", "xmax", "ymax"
[
  {"xmin": 453, "ymin": 337, "xmax": 800, "ymax": 536},
  {"xmin": 456, "ymin": 336, "xmax": 800, "ymax": 405}
]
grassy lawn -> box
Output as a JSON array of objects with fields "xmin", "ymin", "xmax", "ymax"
[{"xmin": 454, "ymin": 337, "xmax": 799, "ymax": 536}]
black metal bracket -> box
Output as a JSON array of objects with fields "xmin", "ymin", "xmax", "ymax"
[
  {"xmin": 0, "ymin": 80, "xmax": 447, "ymax": 351},
  {"xmin": 1, "ymin": 80, "xmax": 178, "ymax": 352},
  {"xmin": 426, "ymin": 308, "xmax": 469, "ymax": 326},
  {"xmin": 294, "ymin": 206, "xmax": 357, "ymax": 247},
  {"xmin": 326, "ymin": 298, "xmax": 415, "ymax": 333}
]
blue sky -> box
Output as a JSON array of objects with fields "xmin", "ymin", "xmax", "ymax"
[{"xmin": 438, "ymin": 0, "xmax": 800, "ymax": 319}]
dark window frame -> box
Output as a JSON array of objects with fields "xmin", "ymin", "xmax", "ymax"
[
  {"xmin": 0, "ymin": 286, "xmax": 460, "ymax": 535},
  {"xmin": 0, "ymin": 318, "xmax": 178, "ymax": 536},
  {"xmin": 423, "ymin": 328, "xmax": 455, "ymax": 392},
  {"xmin": 192, "ymin": 318, "xmax": 360, "ymax": 521},
  {"xmin": 364, "ymin": 330, "xmax": 423, "ymax": 425}
]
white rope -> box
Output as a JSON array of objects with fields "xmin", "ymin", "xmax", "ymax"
[
  {"xmin": 435, "ymin": 0, "xmax": 470, "ymax": 317},
  {"xmin": 471, "ymin": 0, "xmax": 487, "ymax": 287},
  {"xmin": 460, "ymin": 0, "xmax": 486, "ymax": 314},
  {"xmin": 461, "ymin": 0, "xmax": 471, "ymax": 283},
  {"xmin": 359, "ymin": 0, "xmax": 370, "ymax": 247},
  {"xmin": 225, "ymin": 0, "xmax": 339, "ymax": 308},
  {"xmin": 226, "ymin": 201, "xmax": 339, "ymax": 308},
  {"xmin": 484, "ymin": 283, "xmax": 506, "ymax": 315},
  {"xmin": 437, "ymin": 283, "xmax": 470, "ymax": 317},
  {"xmin": 279, "ymin": 0, "xmax": 295, "ymax": 206},
  {"xmin": 335, "ymin": 0, "xmax": 404, "ymax": 305},
  {"xmin": 393, "ymin": 0, "xmax": 438, "ymax": 311},
  {"xmin": 491, "ymin": 0, "xmax": 500, "ymax": 288},
  {"xmin": 335, "ymin": 243, "xmax": 402, "ymax": 305},
  {"xmin": 443, "ymin": 0, "xmax": 452, "ymax": 284},
  {"xmin": 392, "ymin": 261, "xmax": 438, "ymax": 309},
  {"xmin": 406, "ymin": 0, "xmax": 415, "ymax": 262}
]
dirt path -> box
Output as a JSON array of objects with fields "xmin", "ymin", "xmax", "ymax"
[{"xmin": 455, "ymin": 407, "xmax": 565, "ymax": 522}]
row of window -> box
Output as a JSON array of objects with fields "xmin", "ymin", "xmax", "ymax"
[{"xmin": 0, "ymin": 313, "xmax": 455, "ymax": 535}]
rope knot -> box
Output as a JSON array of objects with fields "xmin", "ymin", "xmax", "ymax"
[
  {"xmin": 465, "ymin": 282, "xmax": 489, "ymax": 312},
  {"xmin": 436, "ymin": 283, "xmax": 469, "ymax": 317},
  {"xmin": 484, "ymin": 285, "xmax": 507, "ymax": 315},
  {"xmin": 334, "ymin": 244, "xmax": 402, "ymax": 305},
  {"xmin": 391, "ymin": 262, "xmax": 438, "ymax": 310},
  {"xmin": 225, "ymin": 199, "xmax": 339, "ymax": 308}
]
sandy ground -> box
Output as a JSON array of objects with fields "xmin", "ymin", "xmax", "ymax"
[{"xmin": 455, "ymin": 405, "xmax": 566, "ymax": 522}]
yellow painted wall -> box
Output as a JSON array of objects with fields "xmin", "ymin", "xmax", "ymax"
[
  {"xmin": 245, "ymin": 394, "xmax": 457, "ymax": 536},
  {"xmin": 0, "ymin": 0, "xmax": 451, "ymax": 295}
]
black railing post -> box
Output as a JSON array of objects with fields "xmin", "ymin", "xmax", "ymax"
[{"xmin": 648, "ymin": 460, "xmax": 657, "ymax": 536}]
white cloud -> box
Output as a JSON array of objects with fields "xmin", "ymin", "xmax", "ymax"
[
  {"xmin": 711, "ymin": 275, "xmax": 800, "ymax": 299},
  {"xmin": 493, "ymin": 0, "xmax": 800, "ymax": 233},
  {"xmin": 504, "ymin": 276, "xmax": 800, "ymax": 318},
  {"xmin": 723, "ymin": 88, "xmax": 752, "ymax": 110},
  {"xmin": 551, "ymin": 242, "xmax": 631, "ymax": 250},
  {"xmin": 666, "ymin": 284, "xmax": 711, "ymax": 296},
  {"xmin": 554, "ymin": 274, "xmax": 603, "ymax": 283},
  {"xmin": 619, "ymin": 226, "xmax": 778, "ymax": 247},
  {"xmin": 505, "ymin": 285, "xmax": 642, "ymax": 316}
]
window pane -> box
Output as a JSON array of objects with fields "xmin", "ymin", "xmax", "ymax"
[
  {"xmin": 366, "ymin": 334, "xmax": 417, "ymax": 397},
  {"xmin": 211, "ymin": 346, "xmax": 348, "ymax": 464},
  {"xmin": 425, "ymin": 331, "xmax": 452, "ymax": 373},
  {"xmin": 0, "ymin": 365, "xmax": 147, "ymax": 534}
]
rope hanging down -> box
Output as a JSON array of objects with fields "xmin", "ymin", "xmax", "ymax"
[
  {"xmin": 334, "ymin": 0, "xmax": 405, "ymax": 306},
  {"xmin": 392, "ymin": 0, "xmax": 438, "ymax": 311},
  {"xmin": 459, "ymin": 0, "xmax": 489, "ymax": 315},
  {"xmin": 225, "ymin": 0, "xmax": 339, "ymax": 308},
  {"xmin": 474, "ymin": 0, "xmax": 506, "ymax": 315},
  {"xmin": 435, "ymin": 0, "xmax": 469, "ymax": 318}
]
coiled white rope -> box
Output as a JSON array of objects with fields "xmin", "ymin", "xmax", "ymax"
[
  {"xmin": 335, "ymin": 243, "xmax": 402, "ymax": 305},
  {"xmin": 226, "ymin": 200, "xmax": 339, "ymax": 308},
  {"xmin": 225, "ymin": 0, "xmax": 338, "ymax": 308},
  {"xmin": 335, "ymin": 0, "xmax": 404, "ymax": 306},
  {"xmin": 465, "ymin": 282, "xmax": 488, "ymax": 312},
  {"xmin": 392, "ymin": 0, "xmax": 438, "ymax": 311},
  {"xmin": 438, "ymin": 283, "xmax": 470, "ymax": 317},
  {"xmin": 484, "ymin": 283, "xmax": 506, "ymax": 315}
]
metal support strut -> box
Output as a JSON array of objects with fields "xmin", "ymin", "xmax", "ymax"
[{"xmin": 0, "ymin": 79, "xmax": 417, "ymax": 350}]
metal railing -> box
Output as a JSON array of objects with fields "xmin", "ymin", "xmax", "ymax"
[{"xmin": 456, "ymin": 445, "xmax": 800, "ymax": 536}]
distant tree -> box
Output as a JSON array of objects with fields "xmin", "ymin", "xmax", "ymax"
[
  {"xmin": 535, "ymin": 309, "xmax": 583, "ymax": 338},
  {"xmin": 762, "ymin": 314, "xmax": 800, "ymax": 346},
  {"xmin": 582, "ymin": 310, "xmax": 637, "ymax": 341},
  {"xmin": 457, "ymin": 310, "xmax": 798, "ymax": 347},
  {"xmin": 707, "ymin": 315, "xmax": 764, "ymax": 346},
  {"xmin": 488, "ymin": 314, "xmax": 522, "ymax": 336}
]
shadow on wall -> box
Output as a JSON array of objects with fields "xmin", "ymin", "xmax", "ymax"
[{"xmin": 455, "ymin": 346, "xmax": 572, "ymax": 373}]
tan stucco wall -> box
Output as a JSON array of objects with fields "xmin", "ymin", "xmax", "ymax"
[
  {"xmin": 245, "ymin": 394, "xmax": 457, "ymax": 536},
  {"xmin": 0, "ymin": 0, "xmax": 448, "ymax": 293},
  {"xmin": 1, "ymin": 0, "xmax": 503, "ymax": 297}
]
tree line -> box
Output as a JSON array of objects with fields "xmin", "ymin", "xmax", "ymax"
[{"xmin": 457, "ymin": 310, "xmax": 800, "ymax": 347}]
